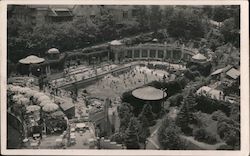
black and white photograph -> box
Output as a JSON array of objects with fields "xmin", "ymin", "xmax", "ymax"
[{"xmin": 1, "ymin": 0, "xmax": 249, "ymax": 155}]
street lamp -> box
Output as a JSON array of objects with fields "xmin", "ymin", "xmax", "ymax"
[
  {"xmin": 161, "ymin": 88, "xmax": 167, "ymax": 109},
  {"xmin": 161, "ymin": 75, "xmax": 167, "ymax": 108}
]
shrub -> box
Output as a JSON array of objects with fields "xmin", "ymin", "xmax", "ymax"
[
  {"xmin": 168, "ymin": 93, "xmax": 183, "ymax": 107},
  {"xmin": 194, "ymin": 95, "xmax": 231, "ymax": 116},
  {"xmin": 158, "ymin": 117, "xmax": 187, "ymax": 150},
  {"xmin": 217, "ymin": 120, "xmax": 240, "ymax": 149},
  {"xmin": 211, "ymin": 110, "xmax": 228, "ymax": 121},
  {"xmin": 110, "ymin": 132, "xmax": 124, "ymax": 144},
  {"xmin": 217, "ymin": 144, "xmax": 234, "ymax": 150},
  {"xmin": 193, "ymin": 128, "xmax": 218, "ymax": 144}
]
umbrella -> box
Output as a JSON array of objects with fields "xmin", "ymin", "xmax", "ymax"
[
  {"xmin": 25, "ymin": 89, "xmax": 38, "ymax": 97},
  {"xmin": 42, "ymin": 103, "xmax": 59, "ymax": 112},
  {"xmin": 12, "ymin": 94, "xmax": 24, "ymax": 102},
  {"xmin": 19, "ymin": 55, "xmax": 45, "ymax": 64},
  {"xmin": 19, "ymin": 87, "xmax": 32, "ymax": 94},
  {"xmin": 51, "ymin": 110, "xmax": 65, "ymax": 118},
  {"xmin": 38, "ymin": 95, "xmax": 51, "ymax": 103},
  {"xmin": 40, "ymin": 99, "xmax": 52, "ymax": 107},
  {"xmin": 26, "ymin": 105, "xmax": 40, "ymax": 113},
  {"xmin": 16, "ymin": 97, "xmax": 29, "ymax": 105},
  {"xmin": 9, "ymin": 85, "xmax": 22, "ymax": 93},
  {"xmin": 33, "ymin": 92, "xmax": 46, "ymax": 99}
]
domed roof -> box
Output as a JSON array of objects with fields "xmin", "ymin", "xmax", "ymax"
[
  {"xmin": 48, "ymin": 48, "xmax": 60, "ymax": 54},
  {"xmin": 192, "ymin": 53, "xmax": 207, "ymax": 61},
  {"xmin": 19, "ymin": 55, "xmax": 45, "ymax": 64},
  {"xmin": 110, "ymin": 40, "xmax": 123, "ymax": 46},
  {"xmin": 152, "ymin": 38, "xmax": 158, "ymax": 42},
  {"xmin": 132, "ymin": 86, "xmax": 167, "ymax": 101}
]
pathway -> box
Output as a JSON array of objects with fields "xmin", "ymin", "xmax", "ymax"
[
  {"xmin": 180, "ymin": 135, "xmax": 226, "ymax": 150},
  {"xmin": 145, "ymin": 107, "xmax": 179, "ymax": 150}
]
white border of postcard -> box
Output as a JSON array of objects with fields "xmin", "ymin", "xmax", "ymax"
[{"xmin": 1, "ymin": 0, "xmax": 249, "ymax": 156}]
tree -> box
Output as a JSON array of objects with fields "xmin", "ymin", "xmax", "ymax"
[
  {"xmin": 93, "ymin": 12, "xmax": 116, "ymax": 41},
  {"xmin": 193, "ymin": 128, "xmax": 218, "ymax": 144},
  {"xmin": 212, "ymin": 6, "xmax": 231, "ymax": 22},
  {"xmin": 220, "ymin": 17, "xmax": 240, "ymax": 48},
  {"xmin": 167, "ymin": 8, "xmax": 205, "ymax": 40},
  {"xmin": 110, "ymin": 132, "xmax": 125, "ymax": 144},
  {"xmin": 161, "ymin": 6, "xmax": 174, "ymax": 27},
  {"xmin": 202, "ymin": 6, "xmax": 213, "ymax": 18},
  {"xmin": 138, "ymin": 103, "xmax": 155, "ymax": 126},
  {"xmin": 168, "ymin": 93, "xmax": 183, "ymax": 107},
  {"xmin": 150, "ymin": 6, "xmax": 162, "ymax": 33},
  {"xmin": 117, "ymin": 102, "xmax": 134, "ymax": 132},
  {"xmin": 124, "ymin": 117, "xmax": 140, "ymax": 149},
  {"xmin": 217, "ymin": 119, "xmax": 240, "ymax": 149},
  {"xmin": 211, "ymin": 110, "xmax": 227, "ymax": 121},
  {"xmin": 136, "ymin": 6, "xmax": 150, "ymax": 31},
  {"xmin": 176, "ymin": 101, "xmax": 193, "ymax": 135},
  {"xmin": 224, "ymin": 129, "xmax": 240, "ymax": 149},
  {"xmin": 158, "ymin": 117, "xmax": 186, "ymax": 150}
]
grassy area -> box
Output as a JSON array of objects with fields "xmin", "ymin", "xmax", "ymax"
[{"xmin": 192, "ymin": 112, "xmax": 223, "ymax": 144}]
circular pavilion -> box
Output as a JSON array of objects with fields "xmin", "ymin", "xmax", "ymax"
[
  {"xmin": 47, "ymin": 48, "xmax": 60, "ymax": 59},
  {"xmin": 18, "ymin": 55, "xmax": 45, "ymax": 76},
  {"xmin": 191, "ymin": 53, "xmax": 207, "ymax": 64},
  {"xmin": 110, "ymin": 40, "xmax": 124, "ymax": 63},
  {"xmin": 131, "ymin": 86, "xmax": 167, "ymax": 114}
]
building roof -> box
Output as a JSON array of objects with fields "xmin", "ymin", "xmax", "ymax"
[
  {"xmin": 192, "ymin": 53, "xmax": 207, "ymax": 61},
  {"xmin": 209, "ymin": 89, "xmax": 223, "ymax": 100},
  {"xmin": 196, "ymin": 86, "xmax": 212, "ymax": 94},
  {"xmin": 211, "ymin": 65, "xmax": 233, "ymax": 76},
  {"xmin": 59, "ymin": 102, "xmax": 75, "ymax": 111},
  {"xmin": 226, "ymin": 68, "xmax": 240, "ymax": 79},
  {"xmin": 196, "ymin": 86, "xmax": 223, "ymax": 100},
  {"xmin": 19, "ymin": 55, "xmax": 45, "ymax": 64},
  {"xmin": 132, "ymin": 86, "xmax": 167, "ymax": 101},
  {"xmin": 48, "ymin": 48, "xmax": 60, "ymax": 54},
  {"xmin": 211, "ymin": 68, "xmax": 224, "ymax": 76},
  {"xmin": 110, "ymin": 40, "xmax": 123, "ymax": 46},
  {"xmin": 49, "ymin": 8, "xmax": 73, "ymax": 17}
]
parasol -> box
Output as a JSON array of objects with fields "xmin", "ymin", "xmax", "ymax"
[
  {"xmin": 9, "ymin": 85, "xmax": 22, "ymax": 93},
  {"xmin": 16, "ymin": 97, "xmax": 30, "ymax": 105},
  {"xmin": 33, "ymin": 92, "xmax": 45, "ymax": 99},
  {"xmin": 19, "ymin": 87, "xmax": 32, "ymax": 94},
  {"xmin": 12, "ymin": 94, "xmax": 24, "ymax": 102},
  {"xmin": 38, "ymin": 95, "xmax": 51, "ymax": 103},
  {"xmin": 40, "ymin": 99, "xmax": 52, "ymax": 107},
  {"xmin": 26, "ymin": 105, "xmax": 40, "ymax": 113},
  {"xmin": 51, "ymin": 110, "xmax": 65, "ymax": 118},
  {"xmin": 42, "ymin": 103, "xmax": 59, "ymax": 112}
]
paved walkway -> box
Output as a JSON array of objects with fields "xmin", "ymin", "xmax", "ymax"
[
  {"xmin": 145, "ymin": 108, "xmax": 179, "ymax": 150},
  {"xmin": 180, "ymin": 135, "xmax": 226, "ymax": 150}
]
